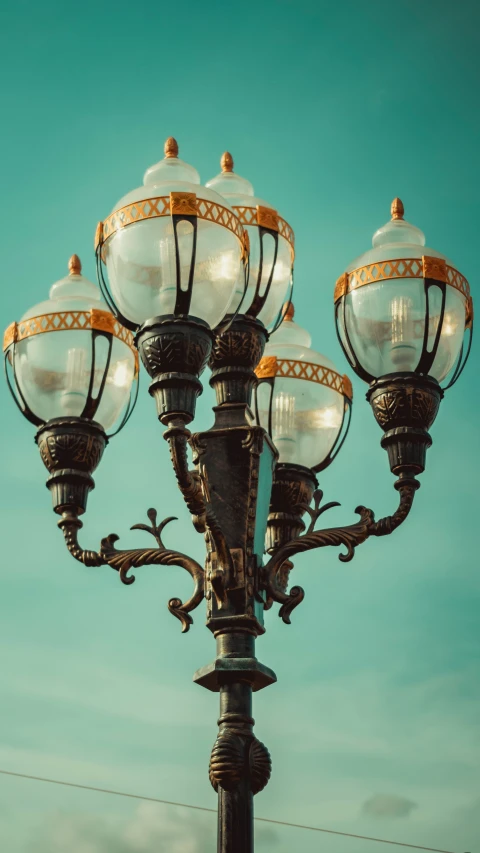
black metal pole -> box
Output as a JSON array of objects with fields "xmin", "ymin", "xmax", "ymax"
[
  {"xmin": 217, "ymin": 680, "xmax": 254, "ymax": 852},
  {"xmin": 218, "ymin": 634, "xmax": 255, "ymax": 853},
  {"xmin": 201, "ymin": 631, "xmax": 272, "ymax": 853}
]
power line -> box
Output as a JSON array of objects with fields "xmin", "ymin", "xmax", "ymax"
[{"xmin": 0, "ymin": 768, "xmax": 456, "ymax": 853}]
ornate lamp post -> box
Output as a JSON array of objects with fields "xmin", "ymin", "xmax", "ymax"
[{"xmin": 4, "ymin": 140, "xmax": 473, "ymax": 852}]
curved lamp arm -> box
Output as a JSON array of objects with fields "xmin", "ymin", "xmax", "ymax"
[
  {"xmin": 163, "ymin": 419, "xmax": 207, "ymax": 532},
  {"xmin": 263, "ymin": 475, "xmax": 419, "ymax": 624},
  {"xmin": 163, "ymin": 418, "xmax": 234, "ymax": 603},
  {"xmin": 58, "ymin": 512, "xmax": 105, "ymax": 567},
  {"xmin": 57, "ymin": 508, "xmax": 204, "ymax": 633}
]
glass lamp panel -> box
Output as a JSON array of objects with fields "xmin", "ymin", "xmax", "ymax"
[
  {"xmin": 14, "ymin": 331, "xmax": 134, "ymax": 431},
  {"xmin": 430, "ymin": 286, "xmax": 466, "ymax": 381},
  {"xmin": 94, "ymin": 337, "xmax": 136, "ymax": 429},
  {"xmin": 342, "ymin": 281, "xmax": 466, "ymax": 381},
  {"xmin": 13, "ymin": 264, "xmax": 136, "ymax": 431},
  {"xmin": 258, "ymin": 319, "xmax": 345, "ymax": 468},
  {"xmin": 343, "ymin": 279, "xmax": 427, "ymax": 377},
  {"xmin": 257, "ymin": 376, "xmax": 344, "ymax": 468},
  {"xmin": 15, "ymin": 330, "xmax": 93, "ymax": 422},
  {"xmin": 205, "ymin": 166, "xmax": 292, "ymax": 329},
  {"xmin": 105, "ymin": 216, "xmax": 240, "ymax": 328},
  {"xmin": 228, "ymin": 229, "xmax": 291, "ymax": 329}
]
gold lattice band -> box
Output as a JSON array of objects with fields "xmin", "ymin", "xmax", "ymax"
[
  {"xmin": 233, "ymin": 206, "xmax": 295, "ymax": 259},
  {"xmin": 334, "ymin": 256, "xmax": 470, "ymax": 303},
  {"xmin": 256, "ymin": 356, "xmax": 352, "ymax": 399},
  {"xmin": 99, "ymin": 192, "xmax": 245, "ymax": 250},
  {"xmin": 4, "ymin": 309, "xmax": 136, "ymax": 362}
]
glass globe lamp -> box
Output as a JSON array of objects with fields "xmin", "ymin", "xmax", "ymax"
[
  {"xmin": 335, "ymin": 199, "xmax": 473, "ymax": 480},
  {"xmin": 205, "ymin": 152, "xmax": 295, "ymax": 330},
  {"xmin": 96, "ymin": 138, "xmax": 246, "ymax": 332},
  {"xmin": 334, "ymin": 198, "xmax": 473, "ymax": 386},
  {"xmin": 255, "ymin": 304, "xmax": 352, "ymax": 471},
  {"xmin": 4, "ymin": 255, "xmax": 138, "ymax": 516},
  {"xmin": 254, "ymin": 303, "xmax": 352, "ymax": 553},
  {"xmin": 4, "ymin": 255, "xmax": 137, "ymax": 432}
]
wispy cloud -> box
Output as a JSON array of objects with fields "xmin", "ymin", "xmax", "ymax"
[
  {"xmin": 32, "ymin": 803, "xmax": 214, "ymax": 853},
  {"xmin": 28, "ymin": 802, "xmax": 279, "ymax": 853},
  {"xmin": 362, "ymin": 794, "xmax": 418, "ymax": 819}
]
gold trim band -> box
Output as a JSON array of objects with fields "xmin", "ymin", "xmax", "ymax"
[
  {"xmin": 100, "ymin": 192, "xmax": 245, "ymax": 248},
  {"xmin": 334, "ymin": 255, "xmax": 470, "ymax": 303},
  {"xmin": 256, "ymin": 355, "xmax": 352, "ymax": 399},
  {"xmin": 4, "ymin": 309, "xmax": 136, "ymax": 355},
  {"xmin": 233, "ymin": 205, "xmax": 295, "ymax": 259}
]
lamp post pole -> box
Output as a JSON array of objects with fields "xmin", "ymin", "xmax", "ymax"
[
  {"xmin": 29, "ymin": 313, "xmax": 430, "ymax": 853},
  {"xmin": 4, "ymin": 139, "xmax": 473, "ymax": 853}
]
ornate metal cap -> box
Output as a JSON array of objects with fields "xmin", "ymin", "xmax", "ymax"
[
  {"xmin": 68, "ymin": 254, "xmax": 82, "ymax": 276},
  {"xmin": 164, "ymin": 137, "xmax": 179, "ymax": 159},
  {"xmin": 334, "ymin": 198, "xmax": 470, "ymax": 307},
  {"xmin": 390, "ymin": 197, "xmax": 405, "ymax": 221},
  {"xmin": 221, "ymin": 152, "xmax": 234, "ymax": 173},
  {"xmin": 283, "ymin": 302, "xmax": 294, "ymax": 321},
  {"xmin": 205, "ymin": 159, "xmax": 294, "ymax": 259}
]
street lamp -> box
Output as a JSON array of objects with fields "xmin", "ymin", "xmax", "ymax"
[
  {"xmin": 4, "ymin": 254, "xmax": 138, "ymax": 516},
  {"xmin": 4, "ymin": 138, "xmax": 473, "ymax": 853},
  {"xmin": 205, "ymin": 151, "xmax": 294, "ymax": 330},
  {"xmin": 335, "ymin": 197, "xmax": 472, "ymax": 480},
  {"xmin": 255, "ymin": 303, "xmax": 352, "ymax": 554}
]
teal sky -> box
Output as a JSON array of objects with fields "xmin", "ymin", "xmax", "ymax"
[{"xmin": 1, "ymin": 1, "xmax": 479, "ymax": 851}]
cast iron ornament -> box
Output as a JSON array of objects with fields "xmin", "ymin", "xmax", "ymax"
[
  {"xmin": 5, "ymin": 158, "xmax": 473, "ymax": 853},
  {"xmin": 23, "ymin": 313, "xmax": 456, "ymax": 853}
]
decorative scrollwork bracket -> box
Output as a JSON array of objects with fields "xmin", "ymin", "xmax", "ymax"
[
  {"xmin": 58, "ymin": 508, "xmax": 204, "ymax": 633},
  {"xmin": 262, "ymin": 475, "xmax": 419, "ymax": 624}
]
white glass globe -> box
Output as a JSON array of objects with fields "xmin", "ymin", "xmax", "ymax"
[
  {"xmin": 256, "ymin": 308, "xmax": 348, "ymax": 470},
  {"xmin": 13, "ymin": 258, "xmax": 136, "ymax": 430},
  {"xmin": 337, "ymin": 201, "xmax": 467, "ymax": 382},
  {"xmin": 205, "ymin": 153, "xmax": 293, "ymax": 330},
  {"xmin": 103, "ymin": 139, "xmax": 242, "ymax": 329}
]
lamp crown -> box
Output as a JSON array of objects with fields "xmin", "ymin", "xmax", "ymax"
[
  {"xmin": 283, "ymin": 301, "xmax": 295, "ymax": 321},
  {"xmin": 221, "ymin": 151, "xmax": 234, "ymax": 173},
  {"xmin": 68, "ymin": 254, "xmax": 82, "ymax": 276},
  {"xmin": 164, "ymin": 137, "xmax": 179, "ymax": 159},
  {"xmin": 391, "ymin": 197, "xmax": 405, "ymax": 221}
]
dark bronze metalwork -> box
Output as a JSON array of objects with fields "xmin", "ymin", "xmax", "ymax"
[
  {"xmin": 163, "ymin": 419, "xmax": 207, "ymax": 531},
  {"xmin": 199, "ymin": 632, "xmax": 274, "ymax": 853},
  {"xmin": 262, "ymin": 473, "xmax": 419, "ymax": 625},
  {"xmin": 4, "ymin": 320, "xmax": 139, "ymax": 432},
  {"xmin": 367, "ymin": 372, "xmax": 443, "ymax": 475},
  {"xmin": 26, "ymin": 324, "xmax": 449, "ymax": 853},
  {"xmin": 209, "ymin": 314, "xmax": 268, "ymax": 409},
  {"xmin": 136, "ymin": 315, "xmax": 213, "ymax": 424},
  {"xmin": 57, "ymin": 507, "xmax": 205, "ymax": 632},
  {"xmin": 266, "ymin": 463, "xmax": 320, "ymax": 553},
  {"xmin": 36, "ymin": 417, "xmax": 107, "ymax": 515}
]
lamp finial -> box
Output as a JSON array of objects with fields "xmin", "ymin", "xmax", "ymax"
[
  {"xmin": 68, "ymin": 254, "xmax": 82, "ymax": 276},
  {"xmin": 221, "ymin": 152, "xmax": 234, "ymax": 173},
  {"xmin": 164, "ymin": 137, "xmax": 179, "ymax": 159},
  {"xmin": 391, "ymin": 197, "xmax": 404, "ymax": 221}
]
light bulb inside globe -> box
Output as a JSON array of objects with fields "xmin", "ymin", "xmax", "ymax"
[
  {"xmin": 272, "ymin": 391, "xmax": 297, "ymax": 463},
  {"xmin": 390, "ymin": 295, "xmax": 417, "ymax": 370},
  {"xmin": 60, "ymin": 347, "xmax": 88, "ymax": 415}
]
